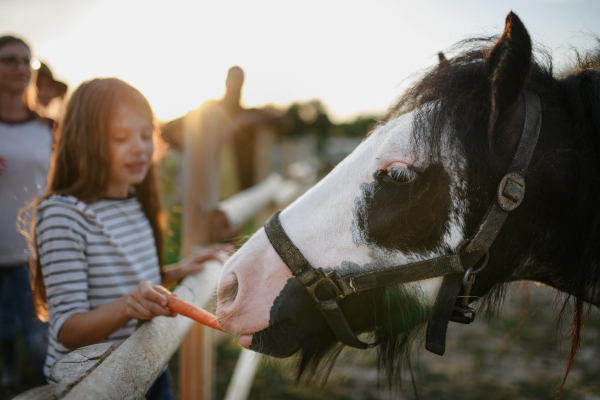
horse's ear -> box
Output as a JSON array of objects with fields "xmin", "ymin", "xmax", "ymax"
[
  {"xmin": 486, "ymin": 12, "xmax": 532, "ymax": 140},
  {"xmin": 438, "ymin": 52, "xmax": 447, "ymax": 65}
]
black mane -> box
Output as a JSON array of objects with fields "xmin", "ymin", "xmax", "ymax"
[{"xmin": 293, "ymin": 37, "xmax": 600, "ymax": 393}]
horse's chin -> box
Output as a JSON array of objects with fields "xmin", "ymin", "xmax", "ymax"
[
  {"xmin": 239, "ymin": 334, "xmax": 253, "ymax": 349},
  {"xmin": 245, "ymin": 323, "xmax": 305, "ymax": 358}
]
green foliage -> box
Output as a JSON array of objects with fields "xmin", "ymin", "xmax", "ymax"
[
  {"xmin": 285, "ymin": 100, "xmax": 380, "ymax": 139},
  {"xmin": 163, "ymin": 206, "xmax": 182, "ymax": 265},
  {"xmin": 334, "ymin": 116, "xmax": 379, "ymax": 138},
  {"xmin": 157, "ymin": 150, "xmax": 184, "ymax": 265}
]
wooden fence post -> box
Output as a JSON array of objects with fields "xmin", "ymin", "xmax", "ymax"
[
  {"xmin": 253, "ymin": 127, "xmax": 276, "ymax": 226},
  {"xmin": 180, "ymin": 106, "xmax": 221, "ymax": 400}
]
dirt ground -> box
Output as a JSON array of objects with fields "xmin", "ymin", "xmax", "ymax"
[
  {"xmin": 219, "ymin": 282, "xmax": 600, "ymax": 400},
  {"xmin": 3, "ymin": 282, "xmax": 600, "ymax": 399}
]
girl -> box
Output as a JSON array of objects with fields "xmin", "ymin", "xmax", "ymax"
[
  {"xmin": 28, "ymin": 78, "xmax": 225, "ymax": 398},
  {"xmin": 0, "ymin": 35, "xmax": 51, "ymax": 387}
]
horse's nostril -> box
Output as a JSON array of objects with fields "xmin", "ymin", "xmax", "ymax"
[{"xmin": 222, "ymin": 279, "xmax": 239, "ymax": 303}]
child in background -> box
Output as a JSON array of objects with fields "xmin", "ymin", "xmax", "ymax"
[{"xmin": 26, "ymin": 78, "xmax": 227, "ymax": 399}]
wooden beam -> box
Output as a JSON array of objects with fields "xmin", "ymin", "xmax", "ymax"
[{"xmin": 180, "ymin": 105, "xmax": 222, "ymax": 400}]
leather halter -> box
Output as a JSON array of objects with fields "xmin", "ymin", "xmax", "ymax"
[{"xmin": 264, "ymin": 91, "xmax": 542, "ymax": 355}]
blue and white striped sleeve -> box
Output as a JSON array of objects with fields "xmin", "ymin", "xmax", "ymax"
[{"xmin": 36, "ymin": 204, "xmax": 90, "ymax": 337}]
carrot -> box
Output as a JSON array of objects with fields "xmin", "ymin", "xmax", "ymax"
[{"xmin": 165, "ymin": 294, "xmax": 224, "ymax": 332}]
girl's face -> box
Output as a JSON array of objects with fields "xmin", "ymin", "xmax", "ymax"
[
  {"xmin": 106, "ymin": 103, "xmax": 154, "ymax": 198},
  {"xmin": 0, "ymin": 42, "xmax": 31, "ymax": 94}
]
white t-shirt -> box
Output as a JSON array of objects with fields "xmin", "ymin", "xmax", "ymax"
[
  {"xmin": 0, "ymin": 117, "xmax": 53, "ymax": 265},
  {"xmin": 36, "ymin": 195, "xmax": 162, "ymax": 380}
]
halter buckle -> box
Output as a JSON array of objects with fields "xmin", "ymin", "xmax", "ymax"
[
  {"xmin": 450, "ymin": 305, "xmax": 476, "ymax": 324},
  {"xmin": 450, "ymin": 264, "xmax": 482, "ymax": 325},
  {"xmin": 497, "ymin": 172, "xmax": 526, "ymax": 211},
  {"xmin": 305, "ymin": 269, "xmax": 345, "ymax": 307}
]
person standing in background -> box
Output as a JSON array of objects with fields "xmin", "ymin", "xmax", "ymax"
[
  {"xmin": 0, "ymin": 35, "xmax": 51, "ymax": 389},
  {"xmin": 162, "ymin": 66, "xmax": 289, "ymax": 200},
  {"xmin": 34, "ymin": 62, "xmax": 67, "ymax": 120}
]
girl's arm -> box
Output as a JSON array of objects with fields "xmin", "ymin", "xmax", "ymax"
[
  {"xmin": 58, "ymin": 280, "xmax": 175, "ymax": 350},
  {"xmin": 36, "ymin": 203, "xmax": 174, "ymax": 350},
  {"xmin": 161, "ymin": 244, "xmax": 234, "ymax": 288}
]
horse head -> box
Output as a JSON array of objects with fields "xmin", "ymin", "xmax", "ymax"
[{"xmin": 216, "ymin": 12, "xmax": 600, "ymax": 382}]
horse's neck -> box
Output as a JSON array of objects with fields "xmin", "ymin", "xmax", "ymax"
[{"xmin": 513, "ymin": 102, "xmax": 600, "ymax": 307}]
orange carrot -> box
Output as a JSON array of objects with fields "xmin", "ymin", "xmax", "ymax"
[{"xmin": 166, "ymin": 294, "xmax": 224, "ymax": 332}]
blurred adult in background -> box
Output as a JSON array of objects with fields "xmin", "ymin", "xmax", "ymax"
[
  {"xmin": 217, "ymin": 66, "xmax": 290, "ymax": 194},
  {"xmin": 35, "ymin": 62, "xmax": 67, "ymax": 119},
  {"xmin": 162, "ymin": 66, "xmax": 288, "ymax": 194},
  {"xmin": 0, "ymin": 35, "xmax": 51, "ymax": 389},
  {"xmin": 161, "ymin": 66, "xmax": 288, "ymax": 242}
]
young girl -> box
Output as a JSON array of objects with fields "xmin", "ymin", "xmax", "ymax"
[{"xmin": 29, "ymin": 78, "xmax": 224, "ymax": 398}]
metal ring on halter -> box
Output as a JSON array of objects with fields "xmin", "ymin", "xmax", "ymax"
[
  {"xmin": 461, "ymin": 251, "xmax": 489, "ymax": 287},
  {"xmin": 471, "ymin": 251, "xmax": 489, "ymax": 275},
  {"xmin": 462, "ymin": 267, "xmax": 474, "ymax": 287},
  {"xmin": 455, "ymin": 238, "xmax": 471, "ymax": 255}
]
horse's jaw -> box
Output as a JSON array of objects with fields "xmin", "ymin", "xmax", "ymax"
[{"xmin": 216, "ymin": 228, "xmax": 292, "ymax": 340}]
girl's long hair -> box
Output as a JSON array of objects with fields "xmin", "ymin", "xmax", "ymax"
[{"xmin": 22, "ymin": 78, "xmax": 163, "ymax": 321}]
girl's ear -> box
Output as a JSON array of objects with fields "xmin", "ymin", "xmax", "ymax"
[{"xmin": 486, "ymin": 12, "xmax": 532, "ymax": 140}]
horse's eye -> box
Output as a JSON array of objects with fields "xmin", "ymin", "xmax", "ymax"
[{"xmin": 388, "ymin": 166, "xmax": 417, "ymax": 184}]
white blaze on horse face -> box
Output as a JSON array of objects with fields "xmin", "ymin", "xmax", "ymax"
[
  {"xmin": 217, "ymin": 109, "xmax": 468, "ymax": 340},
  {"xmin": 283, "ymin": 115, "xmax": 418, "ymax": 269}
]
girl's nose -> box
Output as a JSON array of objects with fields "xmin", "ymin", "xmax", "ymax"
[{"xmin": 130, "ymin": 134, "xmax": 145, "ymax": 154}]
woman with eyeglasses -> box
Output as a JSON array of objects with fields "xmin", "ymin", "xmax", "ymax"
[{"xmin": 0, "ymin": 35, "xmax": 51, "ymax": 389}]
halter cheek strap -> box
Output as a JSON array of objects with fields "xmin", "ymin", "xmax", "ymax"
[
  {"xmin": 264, "ymin": 91, "xmax": 542, "ymax": 354},
  {"xmin": 265, "ymin": 212, "xmax": 465, "ymax": 349},
  {"xmin": 426, "ymin": 90, "xmax": 542, "ymax": 354}
]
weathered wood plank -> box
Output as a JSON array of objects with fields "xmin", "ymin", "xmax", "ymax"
[
  {"xmin": 12, "ymin": 383, "xmax": 69, "ymax": 400},
  {"xmin": 60, "ymin": 261, "xmax": 222, "ymax": 400},
  {"xmin": 219, "ymin": 173, "xmax": 283, "ymax": 228},
  {"xmin": 49, "ymin": 343, "xmax": 115, "ymax": 385}
]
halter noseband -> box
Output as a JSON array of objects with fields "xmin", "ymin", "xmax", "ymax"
[{"xmin": 264, "ymin": 91, "xmax": 542, "ymax": 355}]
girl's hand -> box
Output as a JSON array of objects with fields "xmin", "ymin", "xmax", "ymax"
[
  {"xmin": 161, "ymin": 243, "xmax": 236, "ymax": 287},
  {"xmin": 178, "ymin": 243, "xmax": 236, "ymax": 277},
  {"xmin": 124, "ymin": 280, "xmax": 176, "ymax": 320}
]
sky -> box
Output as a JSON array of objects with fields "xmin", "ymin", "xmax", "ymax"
[{"xmin": 1, "ymin": 0, "xmax": 599, "ymax": 123}]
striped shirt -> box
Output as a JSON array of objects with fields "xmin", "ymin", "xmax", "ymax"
[{"xmin": 36, "ymin": 195, "xmax": 161, "ymax": 380}]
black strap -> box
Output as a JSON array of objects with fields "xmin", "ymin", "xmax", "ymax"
[
  {"xmin": 425, "ymin": 274, "xmax": 464, "ymax": 355},
  {"xmin": 265, "ymin": 211, "xmax": 375, "ymax": 348},
  {"xmin": 265, "ymin": 212, "xmax": 465, "ymax": 296},
  {"xmin": 265, "ymin": 211, "xmax": 470, "ymax": 349},
  {"xmin": 339, "ymin": 255, "xmax": 463, "ymax": 295},
  {"xmin": 264, "ymin": 209, "xmax": 318, "ymax": 284},
  {"xmin": 319, "ymin": 300, "xmax": 372, "ymax": 349},
  {"xmin": 460, "ymin": 91, "xmax": 542, "ymax": 267},
  {"xmin": 425, "ymin": 91, "xmax": 542, "ymax": 355}
]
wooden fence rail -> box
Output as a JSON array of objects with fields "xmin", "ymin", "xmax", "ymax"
[{"xmin": 15, "ymin": 260, "xmax": 223, "ymax": 400}]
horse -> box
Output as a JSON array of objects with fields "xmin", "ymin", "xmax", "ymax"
[{"xmin": 216, "ymin": 11, "xmax": 600, "ymax": 394}]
